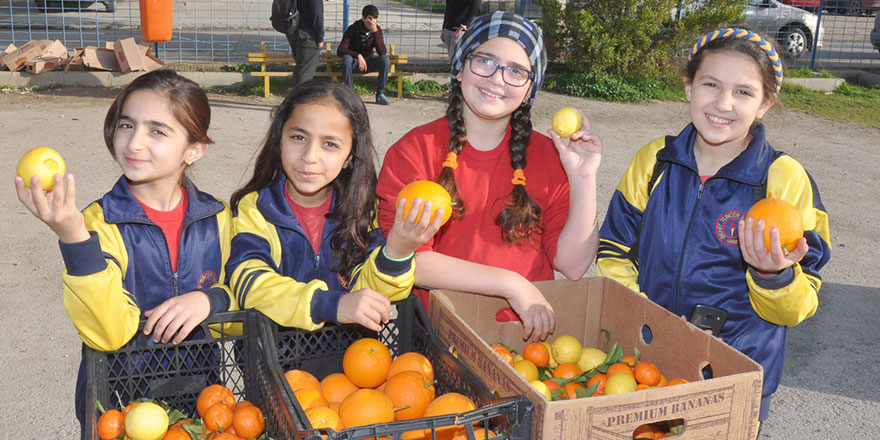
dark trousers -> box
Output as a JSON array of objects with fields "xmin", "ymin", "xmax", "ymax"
[
  {"xmin": 341, "ymin": 54, "xmax": 390, "ymax": 94},
  {"xmin": 287, "ymin": 29, "xmax": 321, "ymax": 86}
]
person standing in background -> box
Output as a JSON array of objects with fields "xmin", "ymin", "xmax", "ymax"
[
  {"xmin": 338, "ymin": 5, "xmax": 392, "ymax": 105},
  {"xmin": 288, "ymin": 0, "xmax": 324, "ymax": 85},
  {"xmin": 441, "ymin": 0, "xmax": 481, "ymax": 59}
]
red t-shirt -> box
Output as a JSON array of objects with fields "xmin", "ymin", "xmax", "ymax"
[
  {"xmin": 286, "ymin": 186, "xmax": 333, "ymax": 254},
  {"xmin": 376, "ymin": 117, "xmax": 570, "ymax": 305},
  {"xmin": 138, "ymin": 187, "xmax": 188, "ymax": 272}
]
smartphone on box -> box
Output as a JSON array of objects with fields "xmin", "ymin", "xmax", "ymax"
[{"xmin": 689, "ymin": 304, "xmax": 728, "ymax": 336}]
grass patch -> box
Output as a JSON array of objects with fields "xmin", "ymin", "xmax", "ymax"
[
  {"xmin": 543, "ymin": 72, "xmax": 685, "ymax": 103},
  {"xmin": 785, "ymin": 67, "xmax": 836, "ymax": 79},
  {"xmin": 394, "ymin": 0, "xmax": 445, "ymax": 14},
  {"xmin": 229, "ymin": 77, "xmax": 448, "ymax": 99},
  {"xmin": 780, "ymin": 82, "xmax": 880, "ymax": 129}
]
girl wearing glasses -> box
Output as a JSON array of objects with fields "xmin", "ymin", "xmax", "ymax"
[{"xmin": 376, "ymin": 11, "xmax": 603, "ymax": 342}]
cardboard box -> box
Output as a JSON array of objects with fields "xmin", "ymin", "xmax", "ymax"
[
  {"xmin": 81, "ymin": 47, "xmax": 120, "ymax": 71},
  {"xmin": 113, "ymin": 38, "xmax": 146, "ymax": 73},
  {"xmin": 0, "ymin": 44, "xmax": 18, "ymax": 71},
  {"xmin": 24, "ymin": 57, "xmax": 63, "ymax": 74},
  {"xmin": 40, "ymin": 40, "xmax": 68, "ymax": 60},
  {"xmin": 429, "ymin": 278, "xmax": 763, "ymax": 440},
  {"xmin": 1, "ymin": 40, "xmax": 51, "ymax": 71},
  {"xmin": 64, "ymin": 48, "xmax": 86, "ymax": 72}
]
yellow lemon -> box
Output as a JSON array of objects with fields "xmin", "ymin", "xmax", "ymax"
[
  {"xmin": 529, "ymin": 380, "xmax": 552, "ymax": 400},
  {"xmin": 552, "ymin": 107, "xmax": 582, "ymax": 138},
  {"xmin": 542, "ymin": 341, "xmax": 558, "ymax": 368},
  {"xmin": 16, "ymin": 147, "xmax": 66, "ymax": 191},
  {"xmin": 605, "ymin": 372, "xmax": 638, "ymax": 395},
  {"xmin": 551, "ymin": 335, "xmax": 582, "ymax": 364},
  {"xmin": 513, "ymin": 354, "xmax": 524, "ymax": 364},
  {"xmin": 513, "ymin": 359, "xmax": 539, "ymax": 382},
  {"xmin": 124, "ymin": 402, "xmax": 169, "ymax": 440},
  {"xmin": 577, "ymin": 347, "xmax": 607, "ymax": 373}
]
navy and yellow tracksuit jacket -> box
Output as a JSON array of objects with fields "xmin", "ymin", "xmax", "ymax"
[
  {"xmin": 597, "ymin": 123, "xmax": 831, "ymax": 419},
  {"xmin": 226, "ymin": 175, "xmax": 414, "ymax": 330},
  {"xmin": 62, "ymin": 176, "xmax": 235, "ymax": 423}
]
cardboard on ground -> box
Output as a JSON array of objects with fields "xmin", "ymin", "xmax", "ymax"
[{"xmin": 429, "ymin": 277, "xmax": 763, "ymax": 440}]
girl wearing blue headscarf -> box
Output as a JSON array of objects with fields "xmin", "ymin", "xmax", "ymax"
[{"xmin": 377, "ymin": 12, "xmax": 603, "ymax": 342}]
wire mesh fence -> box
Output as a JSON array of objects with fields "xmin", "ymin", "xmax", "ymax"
[{"xmin": 1, "ymin": 0, "xmax": 877, "ymax": 69}]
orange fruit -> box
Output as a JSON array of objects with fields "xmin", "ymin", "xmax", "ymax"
[
  {"xmin": 667, "ymin": 378, "xmax": 689, "ymax": 386},
  {"xmin": 553, "ymin": 362, "xmax": 582, "ymax": 379},
  {"xmin": 563, "ymin": 382, "xmax": 586, "ymax": 400},
  {"xmin": 343, "ymin": 338, "xmax": 392, "ymax": 388},
  {"xmin": 633, "ymin": 423, "xmax": 660, "ymax": 440},
  {"xmin": 636, "ymin": 383, "xmax": 651, "ymax": 391},
  {"xmin": 587, "ymin": 373, "xmax": 607, "ymax": 393},
  {"xmin": 321, "ymin": 373, "xmax": 359, "ymax": 403},
  {"xmin": 328, "ymin": 401, "xmax": 341, "ymax": 413},
  {"xmin": 204, "ymin": 402, "xmax": 234, "ymax": 432},
  {"xmin": 606, "ymin": 362, "xmax": 634, "ymax": 378},
  {"xmin": 745, "ymin": 198, "xmax": 804, "ymax": 252},
  {"xmin": 305, "ymin": 406, "xmax": 344, "ymax": 432},
  {"xmin": 232, "ymin": 403, "xmax": 265, "ymax": 439},
  {"xmin": 657, "ymin": 374, "xmax": 669, "ymax": 387},
  {"xmin": 542, "ymin": 379, "xmax": 563, "ymax": 399},
  {"xmin": 387, "ymin": 352, "xmax": 435, "ymax": 382},
  {"xmin": 123, "ymin": 402, "xmax": 140, "ymax": 417},
  {"xmin": 338, "ymin": 388, "xmax": 395, "ymax": 428},
  {"xmin": 490, "ymin": 344, "xmax": 514, "ymax": 366},
  {"xmin": 16, "ymin": 147, "xmax": 66, "ymax": 191},
  {"xmin": 384, "ymin": 370, "xmax": 436, "ymax": 421},
  {"xmin": 396, "ymin": 180, "xmax": 453, "ymax": 225},
  {"xmin": 97, "ymin": 409, "xmax": 125, "ymax": 440},
  {"xmin": 634, "ymin": 361, "xmax": 661, "ymax": 386},
  {"xmin": 621, "ymin": 355, "xmax": 636, "ymax": 367},
  {"xmin": 162, "ymin": 426, "xmax": 191, "ymax": 440},
  {"xmin": 197, "ymin": 384, "xmax": 236, "ymax": 419},
  {"xmin": 522, "ymin": 342, "xmax": 551, "ymax": 368},
  {"xmin": 285, "ymin": 369, "xmax": 322, "ymax": 393},
  {"xmin": 210, "ymin": 433, "xmax": 241, "ymax": 440},
  {"xmin": 452, "ymin": 428, "xmax": 497, "ymax": 440},
  {"xmin": 422, "ymin": 393, "xmax": 478, "ymax": 440},
  {"xmin": 295, "ymin": 388, "xmax": 330, "ymax": 410}
]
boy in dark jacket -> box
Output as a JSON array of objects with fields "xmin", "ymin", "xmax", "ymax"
[{"xmin": 337, "ymin": 5, "xmax": 391, "ymax": 105}]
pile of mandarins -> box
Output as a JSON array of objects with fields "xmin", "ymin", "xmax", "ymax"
[
  {"xmin": 96, "ymin": 384, "xmax": 267, "ymax": 440},
  {"xmin": 289, "ymin": 337, "xmax": 492, "ymax": 440}
]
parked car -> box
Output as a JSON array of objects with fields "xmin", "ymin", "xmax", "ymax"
[
  {"xmin": 871, "ymin": 12, "xmax": 880, "ymax": 54},
  {"xmin": 744, "ymin": 0, "xmax": 823, "ymax": 57},
  {"xmin": 34, "ymin": 0, "xmax": 114, "ymax": 13},
  {"xmin": 824, "ymin": 0, "xmax": 880, "ymax": 15},
  {"xmin": 779, "ymin": 0, "xmax": 823, "ymax": 13}
]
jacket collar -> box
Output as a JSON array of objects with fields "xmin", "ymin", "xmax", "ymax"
[
  {"xmin": 256, "ymin": 174, "xmax": 339, "ymax": 234},
  {"xmin": 658, "ymin": 122, "xmax": 775, "ymax": 186},
  {"xmin": 101, "ymin": 175, "xmax": 224, "ymax": 224}
]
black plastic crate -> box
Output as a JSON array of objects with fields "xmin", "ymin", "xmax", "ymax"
[
  {"xmin": 85, "ymin": 309, "xmax": 298, "ymax": 440},
  {"xmin": 267, "ymin": 296, "xmax": 533, "ymax": 440}
]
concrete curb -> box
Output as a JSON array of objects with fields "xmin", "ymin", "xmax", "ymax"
[
  {"xmin": 783, "ymin": 77, "xmax": 845, "ymax": 91},
  {"xmin": 0, "ymin": 70, "xmax": 262, "ymax": 89}
]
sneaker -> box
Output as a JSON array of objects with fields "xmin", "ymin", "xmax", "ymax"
[{"xmin": 376, "ymin": 93, "xmax": 391, "ymax": 105}]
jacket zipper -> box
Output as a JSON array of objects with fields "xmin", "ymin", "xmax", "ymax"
[{"xmin": 673, "ymin": 182, "xmax": 704, "ymax": 315}]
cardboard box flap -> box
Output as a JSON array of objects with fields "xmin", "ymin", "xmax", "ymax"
[{"xmin": 82, "ymin": 47, "xmax": 120, "ymax": 71}]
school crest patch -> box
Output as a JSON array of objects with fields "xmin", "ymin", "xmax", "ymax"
[
  {"xmin": 716, "ymin": 210, "xmax": 745, "ymax": 246},
  {"xmin": 198, "ymin": 270, "xmax": 219, "ymax": 289}
]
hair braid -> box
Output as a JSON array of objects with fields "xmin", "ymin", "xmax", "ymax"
[
  {"xmin": 438, "ymin": 84, "xmax": 468, "ymax": 218},
  {"xmin": 495, "ymin": 104, "xmax": 542, "ymax": 245}
]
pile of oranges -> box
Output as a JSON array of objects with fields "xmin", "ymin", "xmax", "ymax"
[
  {"xmin": 96, "ymin": 384, "xmax": 267, "ymax": 440},
  {"xmin": 290, "ymin": 337, "xmax": 492, "ymax": 440},
  {"xmin": 491, "ymin": 337, "xmax": 689, "ymax": 402}
]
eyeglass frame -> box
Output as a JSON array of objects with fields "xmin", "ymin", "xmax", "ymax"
[{"xmin": 465, "ymin": 53, "xmax": 535, "ymax": 87}]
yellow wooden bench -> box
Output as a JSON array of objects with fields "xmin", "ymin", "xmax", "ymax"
[{"xmin": 247, "ymin": 42, "xmax": 413, "ymax": 99}]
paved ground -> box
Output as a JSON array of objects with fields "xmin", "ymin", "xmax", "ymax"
[{"xmin": 0, "ymin": 85, "xmax": 878, "ymax": 438}]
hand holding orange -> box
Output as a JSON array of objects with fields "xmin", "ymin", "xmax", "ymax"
[
  {"xmin": 552, "ymin": 107, "xmax": 582, "ymax": 138},
  {"xmin": 395, "ymin": 180, "xmax": 452, "ymax": 226},
  {"xmin": 16, "ymin": 147, "xmax": 66, "ymax": 191},
  {"xmin": 745, "ymin": 198, "xmax": 804, "ymax": 252}
]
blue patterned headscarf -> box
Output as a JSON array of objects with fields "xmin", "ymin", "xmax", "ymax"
[{"xmin": 450, "ymin": 11, "xmax": 547, "ymax": 107}]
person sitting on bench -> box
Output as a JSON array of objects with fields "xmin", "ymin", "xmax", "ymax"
[{"xmin": 337, "ymin": 5, "xmax": 392, "ymax": 105}]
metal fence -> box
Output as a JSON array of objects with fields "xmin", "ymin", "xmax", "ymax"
[{"xmin": 1, "ymin": 0, "xmax": 877, "ymax": 69}]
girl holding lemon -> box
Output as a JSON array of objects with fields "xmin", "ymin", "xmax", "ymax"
[{"xmin": 376, "ymin": 12, "xmax": 603, "ymax": 342}]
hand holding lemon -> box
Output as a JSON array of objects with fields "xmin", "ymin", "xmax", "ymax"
[
  {"xmin": 551, "ymin": 107, "xmax": 583, "ymax": 138},
  {"xmin": 16, "ymin": 147, "xmax": 66, "ymax": 191}
]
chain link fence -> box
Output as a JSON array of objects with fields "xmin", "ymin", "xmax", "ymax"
[{"xmin": 1, "ymin": 0, "xmax": 877, "ymax": 69}]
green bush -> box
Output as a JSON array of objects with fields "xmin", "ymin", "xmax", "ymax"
[
  {"xmin": 543, "ymin": 72, "xmax": 684, "ymax": 102},
  {"xmin": 536, "ymin": 0, "xmax": 744, "ymax": 80}
]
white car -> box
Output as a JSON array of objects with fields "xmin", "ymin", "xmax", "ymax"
[{"xmin": 744, "ymin": 0, "xmax": 823, "ymax": 58}]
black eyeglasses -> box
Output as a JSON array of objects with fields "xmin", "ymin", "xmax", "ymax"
[{"xmin": 466, "ymin": 54, "xmax": 534, "ymax": 87}]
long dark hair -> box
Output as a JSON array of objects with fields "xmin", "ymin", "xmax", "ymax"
[
  {"xmin": 440, "ymin": 84, "xmax": 542, "ymax": 245},
  {"xmin": 104, "ymin": 69, "xmax": 213, "ymax": 154},
  {"xmin": 231, "ymin": 80, "xmax": 378, "ymax": 277}
]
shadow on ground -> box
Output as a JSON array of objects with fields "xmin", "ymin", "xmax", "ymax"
[{"xmin": 783, "ymin": 281, "xmax": 880, "ymax": 402}]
